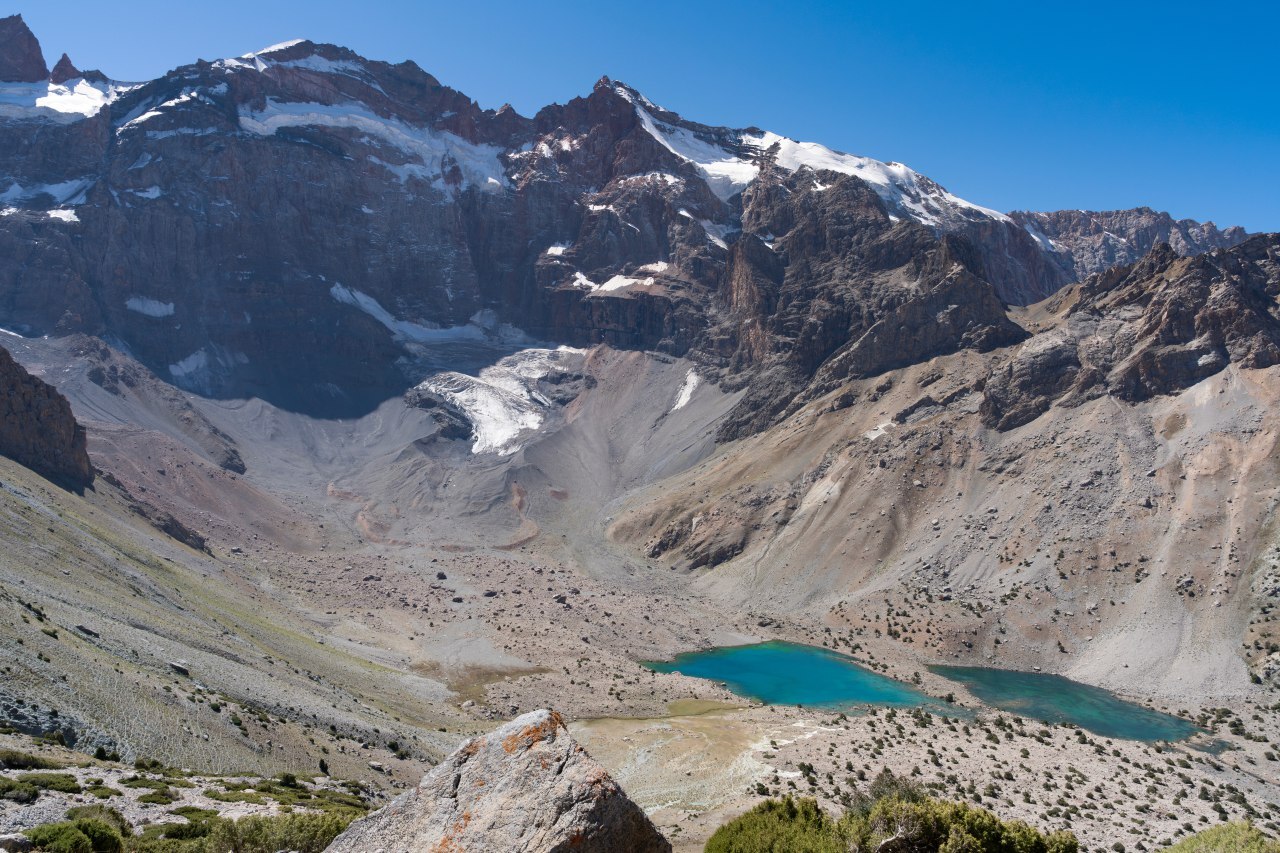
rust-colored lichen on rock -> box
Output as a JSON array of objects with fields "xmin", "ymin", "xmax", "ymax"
[{"xmin": 503, "ymin": 708, "xmax": 565, "ymax": 754}]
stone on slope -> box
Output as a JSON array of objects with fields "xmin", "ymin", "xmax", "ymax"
[
  {"xmin": 0, "ymin": 345, "xmax": 92, "ymax": 487},
  {"xmin": 326, "ymin": 709, "xmax": 670, "ymax": 853}
]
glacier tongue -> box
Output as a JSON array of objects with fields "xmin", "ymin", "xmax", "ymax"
[{"xmin": 415, "ymin": 347, "xmax": 587, "ymax": 455}]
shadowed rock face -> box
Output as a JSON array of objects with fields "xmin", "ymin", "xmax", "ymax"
[
  {"xmin": 327, "ymin": 709, "xmax": 671, "ymax": 853},
  {"xmin": 0, "ymin": 15, "xmax": 46, "ymax": 82},
  {"xmin": 1010, "ymin": 208, "xmax": 1250, "ymax": 283},
  {"xmin": 0, "ymin": 345, "xmax": 91, "ymax": 487}
]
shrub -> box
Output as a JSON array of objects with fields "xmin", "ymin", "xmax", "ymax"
[
  {"xmin": 26, "ymin": 822, "xmax": 93, "ymax": 853},
  {"xmin": 0, "ymin": 777, "xmax": 40, "ymax": 803},
  {"xmin": 138, "ymin": 787, "xmax": 179, "ymax": 805},
  {"xmin": 204, "ymin": 812, "xmax": 354, "ymax": 853},
  {"xmin": 0, "ymin": 748, "xmax": 59, "ymax": 769},
  {"xmin": 20, "ymin": 772, "xmax": 83, "ymax": 793},
  {"xmin": 65, "ymin": 805, "xmax": 132, "ymax": 836},
  {"xmin": 1167, "ymin": 822, "xmax": 1280, "ymax": 852},
  {"xmin": 74, "ymin": 818, "xmax": 124, "ymax": 853},
  {"xmin": 705, "ymin": 797, "xmax": 846, "ymax": 853},
  {"xmin": 709, "ymin": 774, "xmax": 1079, "ymax": 853}
]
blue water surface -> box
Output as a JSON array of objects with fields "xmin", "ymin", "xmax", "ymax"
[
  {"xmin": 930, "ymin": 665, "xmax": 1200, "ymax": 742},
  {"xmin": 644, "ymin": 641, "xmax": 928, "ymax": 709}
]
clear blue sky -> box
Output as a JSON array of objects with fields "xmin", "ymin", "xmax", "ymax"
[{"xmin": 20, "ymin": 0, "xmax": 1279, "ymax": 231}]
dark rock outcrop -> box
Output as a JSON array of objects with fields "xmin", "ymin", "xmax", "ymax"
[
  {"xmin": 1010, "ymin": 207, "xmax": 1250, "ymax": 283},
  {"xmin": 0, "ymin": 345, "xmax": 92, "ymax": 487},
  {"xmin": 49, "ymin": 52, "xmax": 79, "ymax": 84},
  {"xmin": 327, "ymin": 708, "xmax": 670, "ymax": 853},
  {"xmin": 981, "ymin": 235, "xmax": 1280, "ymax": 430},
  {"xmin": 0, "ymin": 15, "xmax": 47, "ymax": 82}
]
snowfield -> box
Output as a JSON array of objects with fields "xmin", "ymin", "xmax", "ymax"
[
  {"xmin": 414, "ymin": 347, "xmax": 587, "ymax": 455},
  {"xmin": 239, "ymin": 99, "xmax": 509, "ymax": 192}
]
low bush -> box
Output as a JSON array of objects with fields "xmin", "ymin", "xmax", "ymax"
[
  {"xmin": 0, "ymin": 776, "xmax": 40, "ymax": 803},
  {"xmin": 708, "ymin": 769, "xmax": 1078, "ymax": 853},
  {"xmin": 137, "ymin": 787, "xmax": 178, "ymax": 805},
  {"xmin": 1167, "ymin": 822, "xmax": 1280, "ymax": 852},
  {"xmin": 125, "ymin": 810, "xmax": 356, "ymax": 853},
  {"xmin": 705, "ymin": 796, "xmax": 845, "ymax": 853},
  {"xmin": 20, "ymin": 772, "xmax": 83, "ymax": 793},
  {"xmin": 203, "ymin": 812, "xmax": 351, "ymax": 853},
  {"xmin": 26, "ymin": 822, "xmax": 92, "ymax": 853},
  {"xmin": 65, "ymin": 805, "xmax": 132, "ymax": 836},
  {"xmin": 0, "ymin": 748, "xmax": 59, "ymax": 769},
  {"xmin": 26, "ymin": 818, "xmax": 123, "ymax": 853}
]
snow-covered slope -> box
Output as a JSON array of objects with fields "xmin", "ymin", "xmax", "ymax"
[{"xmin": 612, "ymin": 82, "xmax": 1007, "ymax": 229}]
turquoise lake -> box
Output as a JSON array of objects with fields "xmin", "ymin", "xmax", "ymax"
[
  {"xmin": 645, "ymin": 641, "xmax": 1200, "ymax": 742},
  {"xmin": 930, "ymin": 665, "xmax": 1200, "ymax": 742},
  {"xmin": 644, "ymin": 641, "xmax": 929, "ymax": 709}
]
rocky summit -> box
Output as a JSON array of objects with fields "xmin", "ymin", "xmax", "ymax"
[
  {"xmin": 327, "ymin": 709, "xmax": 671, "ymax": 853},
  {"xmin": 0, "ymin": 14, "xmax": 1276, "ymax": 853}
]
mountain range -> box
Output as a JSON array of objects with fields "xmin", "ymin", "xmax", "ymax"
[{"xmin": 0, "ymin": 14, "xmax": 1277, "ymax": 851}]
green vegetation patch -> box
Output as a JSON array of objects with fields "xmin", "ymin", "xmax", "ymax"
[
  {"xmin": 86, "ymin": 784, "xmax": 124, "ymax": 799},
  {"xmin": 0, "ymin": 748, "xmax": 60, "ymax": 769},
  {"xmin": 708, "ymin": 770, "xmax": 1078, "ymax": 853},
  {"xmin": 0, "ymin": 776, "xmax": 40, "ymax": 803},
  {"xmin": 26, "ymin": 818, "xmax": 123, "ymax": 853},
  {"xmin": 137, "ymin": 787, "xmax": 179, "ymax": 805},
  {"xmin": 1167, "ymin": 822, "xmax": 1280, "ymax": 852},
  {"xmin": 18, "ymin": 771, "xmax": 82, "ymax": 793},
  {"xmin": 202, "ymin": 787, "xmax": 266, "ymax": 805},
  {"xmin": 65, "ymin": 805, "xmax": 133, "ymax": 836}
]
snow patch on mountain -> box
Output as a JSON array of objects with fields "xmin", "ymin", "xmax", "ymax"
[
  {"xmin": 329, "ymin": 283, "xmax": 487, "ymax": 345},
  {"xmin": 125, "ymin": 297, "xmax": 175, "ymax": 317},
  {"xmin": 415, "ymin": 346, "xmax": 586, "ymax": 455},
  {"xmin": 166, "ymin": 346, "xmax": 250, "ymax": 393},
  {"xmin": 672, "ymin": 369, "xmax": 700, "ymax": 412},
  {"xmin": 0, "ymin": 177, "xmax": 93, "ymax": 206},
  {"xmin": 0, "ymin": 78, "xmax": 136, "ymax": 123},
  {"xmin": 242, "ymin": 39, "xmax": 307, "ymax": 58},
  {"xmin": 616, "ymin": 83, "xmax": 1006, "ymax": 228},
  {"xmin": 239, "ymin": 99, "xmax": 508, "ymax": 191}
]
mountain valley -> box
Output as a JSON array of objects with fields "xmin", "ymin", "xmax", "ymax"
[{"xmin": 0, "ymin": 13, "xmax": 1277, "ymax": 851}]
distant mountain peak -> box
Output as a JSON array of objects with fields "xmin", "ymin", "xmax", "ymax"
[
  {"xmin": 50, "ymin": 52, "xmax": 80, "ymax": 85},
  {"xmin": 0, "ymin": 13, "xmax": 48, "ymax": 82}
]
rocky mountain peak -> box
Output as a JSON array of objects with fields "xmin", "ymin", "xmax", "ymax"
[
  {"xmin": 49, "ymin": 52, "xmax": 79, "ymax": 84},
  {"xmin": 0, "ymin": 13, "xmax": 48, "ymax": 82}
]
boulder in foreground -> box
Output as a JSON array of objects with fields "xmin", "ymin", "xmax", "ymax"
[{"xmin": 326, "ymin": 708, "xmax": 670, "ymax": 853}]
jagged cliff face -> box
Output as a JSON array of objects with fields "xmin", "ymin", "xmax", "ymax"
[
  {"xmin": 1010, "ymin": 207, "xmax": 1250, "ymax": 283},
  {"xmin": 0, "ymin": 343, "xmax": 91, "ymax": 486},
  {"xmin": 982, "ymin": 236, "xmax": 1280, "ymax": 430},
  {"xmin": 0, "ymin": 17, "xmax": 1245, "ymax": 424}
]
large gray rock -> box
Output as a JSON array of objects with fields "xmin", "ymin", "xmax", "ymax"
[{"xmin": 326, "ymin": 709, "xmax": 670, "ymax": 853}]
